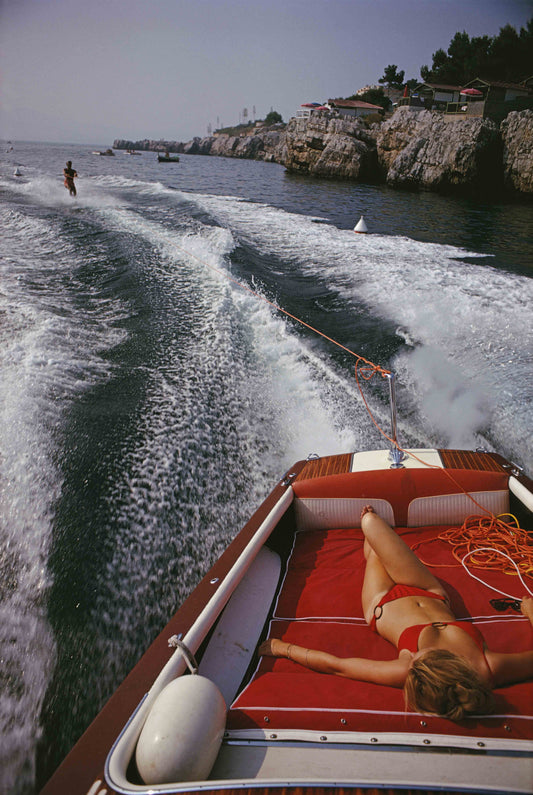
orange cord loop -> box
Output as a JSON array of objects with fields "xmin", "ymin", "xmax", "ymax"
[
  {"xmin": 414, "ymin": 514, "xmax": 533, "ymax": 583},
  {"xmin": 439, "ymin": 515, "xmax": 533, "ymax": 578}
]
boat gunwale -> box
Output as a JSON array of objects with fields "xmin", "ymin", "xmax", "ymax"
[
  {"xmin": 105, "ymin": 487, "xmax": 297, "ymax": 793},
  {"xmin": 40, "ymin": 462, "xmax": 307, "ymax": 795}
]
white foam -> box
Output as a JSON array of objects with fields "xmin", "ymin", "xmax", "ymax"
[
  {"xmin": 0, "ymin": 205, "xmax": 130, "ymax": 789},
  {"xmin": 176, "ymin": 193, "xmax": 532, "ymax": 468},
  {"xmin": 1, "ymin": 173, "xmax": 129, "ymax": 209}
]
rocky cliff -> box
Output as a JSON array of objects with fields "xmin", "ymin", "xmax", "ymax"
[
  {"xmin": 113, "ymin": 139, "xmax": 184, "ymax": 153},
  {"xmin": 181, "ymin": 127, "xmax": 286, "ymax": 162},
  {"xmin": 376, "ymin": 107, "xmax": 503, "ymax": 194},
  {"xmin": 114, "ymin": 108, "xmax": 533, "ymax": 197},
  {"xmin": 114, "ymin": 126, "xmax": 286, "ymax": 162},
  {"xmin": 500, "ymin": 110, "xmax": 533, "ymax": 194},
  {"xmin": 282, "ymin": 114, "xmax": 377, "ymax": 180}
]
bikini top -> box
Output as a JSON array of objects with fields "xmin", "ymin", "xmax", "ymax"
[{"xmin": 398, "ymin": 621, "xmax": 486, "ymax": 654}]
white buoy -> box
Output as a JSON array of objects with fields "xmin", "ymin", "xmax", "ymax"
[{"xmin": 354, "ymin": 215, "xmax": 368, "ymax": 234}]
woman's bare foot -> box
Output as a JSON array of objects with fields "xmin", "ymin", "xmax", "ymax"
[{"xmin": 521, "ymin": 595, "xmax": 533, "ymax": 624}]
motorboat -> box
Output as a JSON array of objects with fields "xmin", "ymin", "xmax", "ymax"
[
  {"xmin": 40, "ymin": 429, "xmax": 532, "ymax": 793},
  {"xmin": 92, "ymin": 149, "xmax": 115, "ymax": 156},
  {"xmin": 158, "ymin": 153, "xmax": 180, "ymax": 162}
]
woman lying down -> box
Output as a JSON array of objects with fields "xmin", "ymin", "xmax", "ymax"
[{"xmin": 260, "ymin": 506, "xmax": 533, "ymax": 721}]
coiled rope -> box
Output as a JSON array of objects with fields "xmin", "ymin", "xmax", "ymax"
[
  {"xmin": 460, "ymin": 547, "xmax": 533, "ymax": 600},
  {"xmin": 412, "ymin": 513, "xmax": 533, "ymax": 599}
]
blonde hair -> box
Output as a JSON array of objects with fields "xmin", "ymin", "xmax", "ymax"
[{"xmin": 404, "ymin": 649, "xmax": 494, "ymax": 721}]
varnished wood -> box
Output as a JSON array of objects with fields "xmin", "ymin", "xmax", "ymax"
[
  {"xmin": 439, "ymin": 449, "xmax": 506, "ymax": 472},
  {"xmin": 295, "ymin": 453, "xmax": 352, "ymax": 481}
]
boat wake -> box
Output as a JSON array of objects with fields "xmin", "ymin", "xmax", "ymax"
[
  {"xmin": 171, "ymin": 191, "xmax": 532, "ymax": 468},
  {"xmin": 0, "ymin": 158, "xmax": 531, "ymax": 791}
]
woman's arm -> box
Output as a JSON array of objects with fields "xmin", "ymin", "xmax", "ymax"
[
  {"xmin": 259, "ymin": 638, "xmax": 409, "ymax": 688},
  {"xmin": 488, "ymin": 649, "xmax": 533, "ymax": 687}
]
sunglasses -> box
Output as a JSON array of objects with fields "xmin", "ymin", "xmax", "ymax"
[{"xmin": 490, "ymin": 598, "xmax": 522, "ymax": 612}]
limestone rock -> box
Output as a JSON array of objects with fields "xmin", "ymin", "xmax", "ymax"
[
  {"xmin": 283, "ymin": 114, "xmax": 377, "ymax": 180},
  {"xmin": 113, "ymin": 139, "xmax": 184, "ymax": 153},
  {"xmin": 113, "ymin": 108, "xmax": 533, "ymax": 198},
  {"xmin": 500, "ymin": 110, "xmax": 533, "ymax": 194},
  {"xmin": 376, "ymin": 107, "xmax": 502, "ymax": 193}
]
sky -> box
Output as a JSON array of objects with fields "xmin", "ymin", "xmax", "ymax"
[{"xmin": 1, "ymin": 0, "xmax": 531, "ymax": 145}]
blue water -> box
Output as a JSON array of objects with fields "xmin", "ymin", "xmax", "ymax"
[{"xmin": 1, "ymin": 141, "xmax": 532, "ymax": 793}]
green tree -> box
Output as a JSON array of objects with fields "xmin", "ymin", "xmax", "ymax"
[
  {"xmin": 379, "ymin": 64, "xmax": 405, "ymax": 88},
  {"xmin": 264, "ymin": 111, "xmax": 283, "ymax": 125},
  {"xmin": 420, "ymin": 19, "xmax": 533, "ymax": 85}
]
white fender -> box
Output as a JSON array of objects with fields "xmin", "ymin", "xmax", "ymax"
[{"xmin": 136, "ymin": 675, "xmax": 226, "ymax": 784}]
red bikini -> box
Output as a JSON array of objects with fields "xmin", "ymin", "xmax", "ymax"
[
  {"xmin": 369, "ymin": 584, "xmax": 488, "ymax": 658},
  {"xmin": 398, "ymin": 620, "xmax": 486, "ymax": 653}
]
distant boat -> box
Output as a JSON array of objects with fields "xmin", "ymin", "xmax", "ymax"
[
  {"xmin": 14, "ymin": 166, "xmax": 22, "ymax": 176},
  {"xmin": 158, "ymin": 153, "xmax": 180, "ymax": 163},
  {"xmin": 92, "ymin": 149, "xmax": 115, "ymax": 156},
  {"xmin": 126, "ymin": 150, "xmax": 141, "ymax": 155}
]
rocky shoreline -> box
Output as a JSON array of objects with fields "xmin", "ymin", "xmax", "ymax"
[{"xmin": 114, "ymin": 107, "xmax": 533, "ymax": 198}]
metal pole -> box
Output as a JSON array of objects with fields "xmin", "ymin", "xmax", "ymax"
[{"xmin": 386, "ymin": 372, "xmax": 406, "ymax": 468}]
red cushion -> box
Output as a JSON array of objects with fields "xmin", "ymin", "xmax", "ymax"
[
  {"xmin": 230, "ymin": 619, "xmax": 532, "ymax": 739},
  {"xmin": 273, "ymin": 527, "xmax": 528, "ymax": 621},
  {"xmin": 229, "ymin": 525, "xmax": 533, "ymax": 742},
  {"xmin": 274, "ymin": 529, "xmax": 365, "ymax": 619},
  {"xmin": 292, "ymin": 469, "xmax": 509, "ymax": 526}
]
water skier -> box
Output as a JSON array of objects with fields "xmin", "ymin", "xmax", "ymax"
[{"xmin": 63, "ymin": 161, "xmax": 78, "ymax": 196}]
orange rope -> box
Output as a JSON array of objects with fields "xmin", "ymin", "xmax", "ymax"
[
  {"xmin": 413, "ymin": 514, "xmax": 533, "ymax": 580},
  {"xmin": 440, "ymin": 515, "xmax": 533, "ymax": 576},
  {"xmin": 354, "ymin": 360, "xmax": 397, "ymax": 445}
]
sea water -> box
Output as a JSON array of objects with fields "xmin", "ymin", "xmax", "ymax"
[{"xmin": 1, "ymin": 141, "xmax": 532, "ymax": 793}]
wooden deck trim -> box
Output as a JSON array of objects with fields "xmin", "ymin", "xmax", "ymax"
[
  {"xmin": 438, "ymin": 449, "xmax": 506, "ymax": 472},
  {"xmin": 295, "ymin": 454, "xmax": 353, "ymax": 481}
]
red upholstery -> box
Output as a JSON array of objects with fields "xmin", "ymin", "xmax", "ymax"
[
  {"xmin": 273, "ymin": 529, "xmax": 365, "ymax": 620},
  {"xmin": 229, "ymin": 526, "xmax": 533, "ymax": 742},
  {"xmin": 292, "ymin": 469, "xmax": 509, "ymax": 527}
]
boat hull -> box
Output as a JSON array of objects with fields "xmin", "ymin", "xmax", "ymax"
[{"xmin": 40, "ymin": 449, "xmax": 533, "ymax": 795}]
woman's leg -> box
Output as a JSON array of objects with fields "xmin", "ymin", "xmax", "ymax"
[
  {"xmin": 361, "ymin": 506, "xmax": 444, "ymax": 594},
  {"xmin": 361, "ymin": 543, "xmax": 395, "ymax": 624}
]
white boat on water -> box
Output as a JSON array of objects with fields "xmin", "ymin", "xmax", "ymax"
[{"xmin": 40, "ymin": 424, "xmax": 533, "ymax": 795}]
